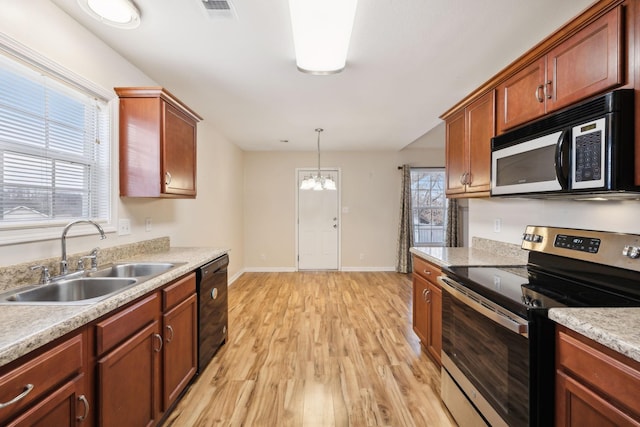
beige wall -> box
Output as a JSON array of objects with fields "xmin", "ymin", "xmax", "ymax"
[
  {"xmin": 0, "ymin": 0, "xmax": 245, "ymax": 279},
  {"xmin": 244, "ymin": 146, "xmax": 445, "ymax": 270}
]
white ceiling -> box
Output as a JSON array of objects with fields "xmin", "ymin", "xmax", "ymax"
[{"xmin": 50, "ymin": 0, "xmax": 595, "ymax": 151}]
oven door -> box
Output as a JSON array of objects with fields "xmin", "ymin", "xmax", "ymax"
[{"xmin": 439, "ymin": 277, "xmax": 530, "ymax": 427}]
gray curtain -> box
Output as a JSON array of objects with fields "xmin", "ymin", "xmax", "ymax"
[
  {"xmin": 445, "ymin": 198, "xmax": 461, "ymax": 247},
  {"xmin": 396, "ymin": 165, "xmax": 414, "ymax": 273}
]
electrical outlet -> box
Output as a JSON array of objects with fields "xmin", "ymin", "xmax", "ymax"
[
  {"xmin": 359, "ymin": 253, "xmax": 365, "ymax": 260},
  {"xmin": 118, "ymin": 219, "xmax": 131, "ymax": 236},
  {"xmin": 494, "ymin": 218, "xmax": 502, "ymax": 233},
  {"xmin": 145, "ymin": 217, "xmax": 152, "ymax": 232}
]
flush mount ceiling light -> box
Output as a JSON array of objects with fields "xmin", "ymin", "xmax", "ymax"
[
  {"xmin": 300, "ymin": 128, "xmax": 336, "ymax": 191},
  {"xmin": 77, "ymin": 0, "xmax": 141, "ymax": 29},
  {"xmin": 288, "ymin": 0, "xmax": 358, "ymax": 75}
]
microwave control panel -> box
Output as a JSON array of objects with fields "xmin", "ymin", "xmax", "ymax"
[{"xmin": 572, "ymin": 117, "xmax": 606, "ymax": 189}]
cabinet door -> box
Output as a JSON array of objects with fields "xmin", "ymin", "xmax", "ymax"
[
  {"xmin": 6, "ymin": 376, "xmax": 88, "ymax": 427},
  {"xmin": 556, "ymin": 370, "xmax": 640, "ymax": 427},
  {"xmin": 496, "ymin": 57, "xmax": 547, "ymax": 133},
  {"xmin": 163, "ymin": 293, "xmax": 197, "ymax": 411},
  {"xmin": 426, "ymin": 280, "xmax": 442, "ymax": 366},
  {"xmin": 445, "ymin": 109, "xmax": 467, "ymax": 196},
  {"xmin": 548, "ymin": 6, "xmax": 622, "ymax": 113},
  {"xmin": 162, "ymin": 102, "xmax": 197, "ymax": 197},
  {"xmin": 412, "ymin": 274, "xmax": 430, "ymax": 346},
  {"xmin": 465, "ymin": 91, "xmax": 494, "ymax": 194},
  {"xmin": 97, "ymin": 321, "xmax": 161, "ymax": 427}
]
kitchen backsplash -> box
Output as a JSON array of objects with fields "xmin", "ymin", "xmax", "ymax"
[
  {"xmin": 472, "ymin": 237, "xmax": 529, "ymax": 263},
  {"xmin": 0, "ymin": 237, "xmax": 170, "ymax": 293}
]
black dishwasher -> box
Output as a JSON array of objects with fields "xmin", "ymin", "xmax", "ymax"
[{"xmin": 196, "ymin": 254, "xmax": 228, "ymax": 373}]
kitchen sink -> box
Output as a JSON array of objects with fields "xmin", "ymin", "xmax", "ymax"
[
  {"xmin": 88, "ymin": 262, "xmax": 179, "ymax": 278},
  {"xmin": 1, "ymin": 277, "xmax": 138, "ymax": 305},
  {"xmin": 0, "ymin": 261, "xmax": 186, "ymax": 305}
]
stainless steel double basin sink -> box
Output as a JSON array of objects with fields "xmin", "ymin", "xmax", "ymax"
[{"xmin": 0, "ymin": 262, "xmax": 185, "ymax": 305}]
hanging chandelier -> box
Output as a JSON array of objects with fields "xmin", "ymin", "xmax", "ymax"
[{"xmin": 300, "ymin": 128, "xmax": 336, "ymax": 191}]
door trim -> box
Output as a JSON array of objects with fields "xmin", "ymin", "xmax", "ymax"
[{"xmin": 295, "ymin": 168, "xmax": 341, "ymax": 271}]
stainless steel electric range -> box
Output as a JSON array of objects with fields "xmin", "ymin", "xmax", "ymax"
[{"xmin": 438, "ymin": 225, "xmax": 640, "ymax": 427}]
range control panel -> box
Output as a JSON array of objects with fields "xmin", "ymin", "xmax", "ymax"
[
  {"xmin": 521, "ymin": 225, "xmax": 640, "ymax": 272},
  {"xmin": 554, "ymin": 234, "xmax": 601, "ymax": 253}
]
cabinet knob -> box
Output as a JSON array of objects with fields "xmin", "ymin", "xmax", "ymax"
[{"xmin": 211, "ymin": 288, "xmax": 218, "ymax": 300}]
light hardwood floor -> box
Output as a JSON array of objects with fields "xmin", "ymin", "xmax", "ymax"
[{"xmin": 164, "ymin": 271, "xmax": 456, "ymax": 427}]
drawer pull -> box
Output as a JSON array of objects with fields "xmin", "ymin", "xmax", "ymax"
[
  {"xmin": 423, "ymin": 270, "xmax": 431, "ymax": 275},
  {"xmin": 0, "ymin": 383, "xmax": 34, "ymax": 408},
  {"xmin": 77, "ymin": 395, "xmax": 90, "ymax": 422}
]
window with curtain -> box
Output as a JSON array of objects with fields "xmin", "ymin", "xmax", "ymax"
[
  {"xmin": 0, "ymin": 48, "xmax": 110, "ymax": 230},
  {"xmin": 411, "ymin": 168, "xmax": 447, "ymax": 246}
]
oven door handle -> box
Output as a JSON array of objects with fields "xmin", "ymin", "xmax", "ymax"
[{"xmin": 438, "ymin": 276, "xmax": 529, "ymax": 337}]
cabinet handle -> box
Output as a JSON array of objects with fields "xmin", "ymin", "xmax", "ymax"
[
  {"xmin": 425, "ymin": 289, "xmax": 431, "ymax": 303},
  {"xmin": 535, "ymin": 84, "xmax": 544, "ymax": 102},
  {"xmin": 545, "ymin": 80, "xmax": 552, "ymax": 99},
  {"xmin": 423, "ymin": 270, "xmax": 431, "ymax": 275},
  {"xmin": 0, "ymin": 384, "xmax": 34, "ymax": 408},
  {"xmin": 165, "ymin": 171, "xmax": 172, "ymax": 185},
  {"xmin": 77, "ymin": 395, "xmax": 90, "ymax": 422},
  {"xmin": 466, "ymin": 172, "xmax": 472, "ymax": 185},
  {"xmin": 459, "ymin": 173, "xmax": 467, "ymax": 185},
  {"xmin": 166, "ymin": 325, "xmax": 174, "ymax": 343},
  {"xmin": 153, "ymin": 333, "xmax": 163, "ymax": 353},
  {"xmin": 211, "ymin": 288, "xmax": 218, "ymax": 300}
]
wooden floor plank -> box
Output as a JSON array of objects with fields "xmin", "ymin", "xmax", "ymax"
[{"xmin": 165, "ymin": 271, "xmax": 456, "ymax": 426}]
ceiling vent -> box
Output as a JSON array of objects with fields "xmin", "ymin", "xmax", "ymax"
[{"xmin": 199, "ymin": 0, "xmax": 237, "ymax": 19}]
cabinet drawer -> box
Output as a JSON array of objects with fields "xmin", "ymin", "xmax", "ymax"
[
  {"xmin": 163, "ymin": 273, "xmax": 195, "ymax": 311},
  {"xmin": 557, "ymin": 327, "xmax": 640, "ymax": 417},
  {"xmin": 413, "ymin": 256, "xmax": 441, "ymax": 282},
  {"xmin": 96, "ymin": 292, "xmax": 160, "ymax": 356},
  {"xmin": 0, "ymin": 332, "xmax": 84, "ymax": 423}
]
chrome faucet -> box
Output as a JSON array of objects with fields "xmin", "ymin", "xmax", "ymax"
[{"xmin": 60, "ymin": 220, "xmax": 106, "ymax": 275}]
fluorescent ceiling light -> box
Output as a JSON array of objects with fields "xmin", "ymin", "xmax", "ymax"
[
  {"xmin": 288, "ymin": 0, "xmax": 358, "ymax": 74},
  {"xmin": 77, "ymin": 0, "xmax": 141, "ymax": 29}
]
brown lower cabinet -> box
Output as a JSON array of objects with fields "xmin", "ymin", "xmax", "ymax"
[
  {"xmin": 412, "ymin": 255, "xmax": 442, "ymax": 366},
  {"xmin": 555, "ymin": 325, "xmax": 640, "ymax": 426},
  {"xmin": 0, "ymin": 271, "xmax": 198, "ymax": 427}
]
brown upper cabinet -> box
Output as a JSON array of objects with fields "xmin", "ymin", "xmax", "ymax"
[
  {"xmin": 445, "ymin": 91, "xmax": 494, "ymax": 198},
  {"xmin": 115, "ymin": 87, "xmax": 202, "ymax": 198},
  {"xmin": 496, "ymin": 6, "xmax": 623, "ymax": 133}
]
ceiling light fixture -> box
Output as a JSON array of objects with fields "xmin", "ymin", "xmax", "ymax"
[
  {"xmin": 288, "ymin": 0, "xmax": 358, "ymax": 75},
  {"xmin": 77, "ymin": 0, "xmax": 141, "ymax": 29},
  {"xmin": 300, "ymin": 128, "xmax": 336, "ymax": 191}
]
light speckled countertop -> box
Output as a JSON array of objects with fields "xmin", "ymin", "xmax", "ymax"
[
  {"xmin": 410, "ymin": 246, "xmax": 526, "ymax": 269},
  {"xmin": 549, "ymin": 308, "xmax": 640, "ymax": 363},
  {"xmin": 0, "ymin": 247, "xmax": 227, "ymax": 368}
]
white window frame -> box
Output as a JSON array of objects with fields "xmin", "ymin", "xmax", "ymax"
[
  {"xmin": 0, "ymin": 34, "xmax": 116, "ymax": 245},
  {"xmin": 410, "ymin": 167, "xmax": 448, "ymax": 247}
]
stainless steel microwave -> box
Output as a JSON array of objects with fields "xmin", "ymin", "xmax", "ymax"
[{"xmin": 491, "ymin": 89, "xmax": 637, "ymax": 198}]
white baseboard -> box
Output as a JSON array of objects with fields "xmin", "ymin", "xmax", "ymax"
[{"xmin": 340, "ymin": 266, "xmax": 396, "ymax": 272}]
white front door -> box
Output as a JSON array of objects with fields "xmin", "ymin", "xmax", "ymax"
[{"xmin": 297, "ymin": 169, "xmax": 339, "ymax": 270}]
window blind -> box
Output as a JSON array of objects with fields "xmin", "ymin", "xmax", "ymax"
[{"xmin": 0, "ymin": 53, "xmax": 110, "ymax": 227}]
